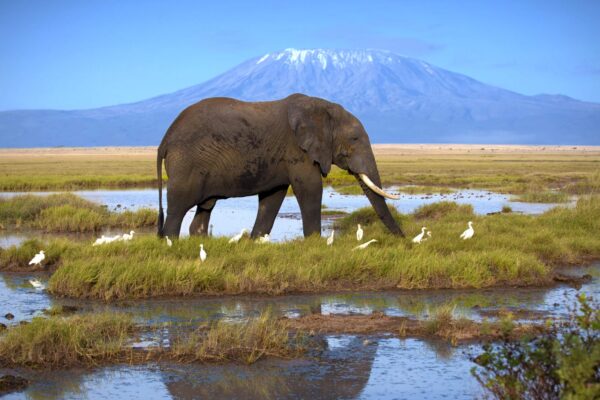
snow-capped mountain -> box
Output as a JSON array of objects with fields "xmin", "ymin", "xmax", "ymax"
[{"xmin": 1, "ymin": 48, "xmax": 599, "ymax": 146}]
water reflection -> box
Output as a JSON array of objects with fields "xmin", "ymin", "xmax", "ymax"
[{"xmin": 1, "ymin": 336, "xmax": 481, "ymax": 400}]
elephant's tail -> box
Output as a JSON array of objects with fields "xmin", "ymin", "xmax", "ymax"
[{"xmin": 157, "ymin": 146, "xmax": 166, "ymax": 237}]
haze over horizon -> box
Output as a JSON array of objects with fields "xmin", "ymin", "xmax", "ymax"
[{"xmin": 1, "ymin": 0, "xmax": 599, "ymax": 111}]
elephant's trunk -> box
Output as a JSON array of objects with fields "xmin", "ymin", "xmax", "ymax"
[{"xmin": 355, "ymin": 169, "xmax": 405, "ymax": 237}]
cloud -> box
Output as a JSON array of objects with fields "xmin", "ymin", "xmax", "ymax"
[{"xmin": 312, "ymin": 28, "xmax": 444, "ymax": 56}]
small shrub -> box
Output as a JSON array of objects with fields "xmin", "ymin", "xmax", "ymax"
[
  {"xmin": 471, "ymin": 294, "xmax": 600, "ymax": 399},
  {"xmin": 501, "ymin": 205, "xmax": 512, "ymax": 213}
]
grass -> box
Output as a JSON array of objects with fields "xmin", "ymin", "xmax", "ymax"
[
  {"xmin": 0, "ymin": 193, "xmax": 155, "ymax": 232},
  {"xmin": 396, "ymin": 186, "xmax": 455, "ymax": 195},
  {"xmin": 515, "ymin": 191, "xmax": 571, "ymax": 203},
  {"xmin": 0, "ymin": 311, "xmax": 310, "ymax": 367},
  {"xmin": 29, "ymin": 196, "xmax": 600, "ymax": 300},
  {"xmin": 1, "ymin": 146, "xmax": 599, "ymax": 196},
  {"xmin": 172, "ymin": 311, "xmax": 308, "ymax": 364},
  {"xmin": 0, "ymin": 313, "xmax": 134, "ymax": 368},
  {"xmin": 0, "ymin": 149, "xmax": 158, "ymax": 191}
]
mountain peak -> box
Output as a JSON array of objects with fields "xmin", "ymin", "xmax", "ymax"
[
  {"xmin": 1, "ymin": 48, "xmax": 599, "ymax": 147},
  {"xmin": 254, "ymin": 48, "xmax": 415, "ymax": 70}
]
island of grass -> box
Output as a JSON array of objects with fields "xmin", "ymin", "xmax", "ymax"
[
  {"xmin": 0, "ymin": 308, "xmax": 545, "ymax": 369},
  {"xmin": 2, "ymin": 196, "xmax": 597, "ymax": 299},
  {"xmin": 0, "ymin": 193, "xmax": 155, "ymax": 232}
]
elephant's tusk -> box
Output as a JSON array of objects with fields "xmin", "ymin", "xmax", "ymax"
[{"xmin": 358, "ymin": 174, "xmax": 400, "ymax": 200}]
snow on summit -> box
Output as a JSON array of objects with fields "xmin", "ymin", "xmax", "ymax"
[{"xmin": 256, "ymin": 48, "xmax": 397, "ymax": 69}]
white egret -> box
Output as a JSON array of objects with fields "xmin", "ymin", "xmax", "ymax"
[
  {"xmin": 256, "ymin": 234, "xmax": 270, "ymax": 244},
  {"xmin": 460, "ymin": 221, "xmax": 475, "ymax": 240},
  {"xmin": 122, "ymin": 231, "xmax": 135, "ymax": 241},
  {"xmin": 105, "ymin": 234, "xmax": 121, "ymax": 243},
  {"xmin": 93, "ymin": 235, "xmax": 107, "ymax": 246},
  {"xmin": 356, "ymin": 224, "xmax": 364, "ymax": 241},
  {"xmin": 28, "ymin": 278, "xmax": 46, "ymax": 290},
  {"xmin": 352, "ymin": 239, "xmax": 377, "ymax": 251},
  {"xmin": 422, "ymin": 231, "xmax": 432, "ymax": 241},
  {"xmin": 199, "ymin": 244, "xmax": 207, "ymax": 262},
  {"xmin": 28, "ymin": 250, "xmax": 45, "ymax": 266},
  {"xmin": 412, "ymin": 227, "xmax": 428, "ymax": 244},
  {"xmin": 228, "ymin": 228, "xmax": 248, "ymax": 244},
  {"xmin": 166, "ymin": 236, "xmax": 172, "ymax": 247},
  {"xmin": 326, "ymin": 229, "xmax": 335, "ymax": 246}
]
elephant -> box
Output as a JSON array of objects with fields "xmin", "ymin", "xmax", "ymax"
[{"xmin": 156, "ymin": 93, "xmax": 405, "ymax": 239}]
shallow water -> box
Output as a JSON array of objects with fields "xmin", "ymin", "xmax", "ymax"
[
  {"xmin": 0, "ymin": 269, "xmax": 596, "ymax": 400},
  {"xmin": 2, "ymin": 265, "xmax": 597, "ymax": 329},
  {"xmin": 0, "ymin": 186, "xmax": 569, "ymax": 245},
  {"xmin": 1, "ymin": 336, "xmax": 481, "ymax": 400},
  {"xmin": 0, "ymin": 188, "xmax": 586, "ymax": 399}
]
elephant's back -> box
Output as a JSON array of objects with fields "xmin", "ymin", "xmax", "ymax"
[
  {"xmin": 162, "ymin": 97, "xmax": 284, "ymax": 145},
  {"xmin": 160, "ymin": 97, "xmax": 289, "ymax": 184}
]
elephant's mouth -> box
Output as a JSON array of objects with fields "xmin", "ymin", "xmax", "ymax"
[{"xmin": 355, "ymin": 173, "xmax": 400, "ymax": 200}]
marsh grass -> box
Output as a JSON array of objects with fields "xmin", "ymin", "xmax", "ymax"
[
  {"xmin": 40, "ymin": 196, "xmax": 600, "ymax": 300},
  {"xmin": 172, "ymin": 311, "xmax": 308, "ymax": 364},
  {"xmin": 420, "ymin": 304, "xmax": 526, "ymax": 345},
  {"xmin": 515, "ymin": 191, "xmax": 571, "ymax": 203},
  {"xmin": 0, "ymin": 193, "xmax": 155, "ymax": 232},
  {"xmin": 0, "ymin": 311, "xmax": 311, "ymax": 368},
  {"xmin": 0, "ymin": 313, "xmax": 134, "ymax": 368},
  {"xmin": 0, "ymin": 238, "xmax": 67, "ymax": 271}
]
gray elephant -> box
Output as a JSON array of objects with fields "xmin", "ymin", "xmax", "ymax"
[{"xmin": 156, "ymin": 93, "xmax": 404, "ymax": 239}]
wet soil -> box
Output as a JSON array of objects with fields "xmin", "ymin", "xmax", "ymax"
[
  {"xmin": 0, "ymin": 375, "xmax": 29, "ymax": 395},
  {"xmin": 284, "ymin": 312, "xmax": 543, "ymax": 342}
]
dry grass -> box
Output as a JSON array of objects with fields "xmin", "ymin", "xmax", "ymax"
[{"xmin": 1, "ymin": 146, "xmax": 598, "ymax": 194}]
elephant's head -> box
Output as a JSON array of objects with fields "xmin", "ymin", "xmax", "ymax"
[{"xmin": 287, "ymin": 94, "xmax": 405, "ymax": 236}]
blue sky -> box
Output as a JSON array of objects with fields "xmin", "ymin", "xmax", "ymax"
[{"xmin": 1, "ymin": 0, "xmax": 599, "ymax": 110}]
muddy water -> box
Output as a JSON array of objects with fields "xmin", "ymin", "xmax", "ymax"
[{"xmin": 0, "ymin": 187, "xmax": 570, "ymax": 245}]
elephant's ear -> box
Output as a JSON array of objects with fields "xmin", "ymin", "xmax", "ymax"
[{"xmin": 288, "ymin": 96, "xmax": 333, "ymax": 176}]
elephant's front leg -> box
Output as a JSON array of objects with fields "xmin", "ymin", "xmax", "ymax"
[
  {"xmin": 290, "ymin": 169, "xmax": 323, "ymax": 237},
  {"xmin": 251, "ymin": 185, "xmax": 289, "ymax": 238},
  {"xmin": 189, "ymin": 199, "xmax": 217, "ymax": 236}
]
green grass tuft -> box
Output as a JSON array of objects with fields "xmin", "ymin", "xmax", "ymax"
[
  {"xmin": 172, "ymin": 311, "xmax": 308, "ymax": 364},
  {"xmin": 37, "ymin": 197, "xmax": 600, "ymax": 300},
  {"xmin": 413, "ymin": 201, "xmax": 474, "ymax": 221},
  {"xmin": 516, "ymin": 191, "xmax": 571, "ymax": 203},
  {"xmin": 0, "ymin": 193, "xmax": 155, "ymax": 232},
  {"xmin": 0, "ymin": 313, "xmax": 134, "ymax": 368}
]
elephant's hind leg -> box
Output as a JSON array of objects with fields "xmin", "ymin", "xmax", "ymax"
[
  {"xmin": 190, "ymin": 199, "xmax": 217, "ymax": 236},
  {"xmin": 251, "ymin": 185, "xmax": 289, "ymax": 238},
  {"xmin": 163, "ymin": 179, "xmax": 204, "ymax": 239}
]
